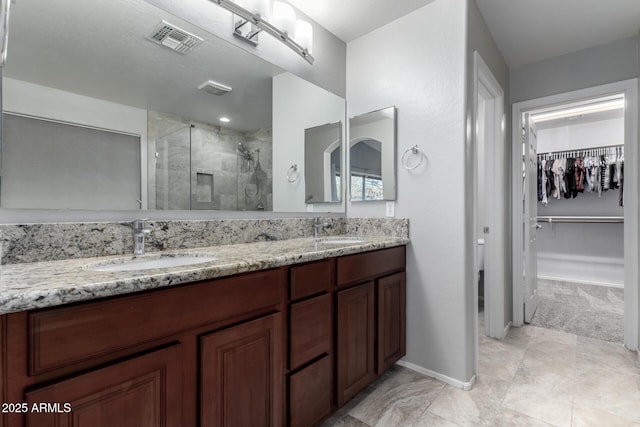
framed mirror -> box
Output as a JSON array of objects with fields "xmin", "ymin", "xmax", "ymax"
[
  {"xmin": 349, "ymin": 106, "xmax": 397, "ymax": 201},
  {"xmin": 304, "ymin": 121, "xmax": 342, "ymax": 203},
  {"xmin": 1, "ymin": 0, "xmax": 345, "ymax": 213}
]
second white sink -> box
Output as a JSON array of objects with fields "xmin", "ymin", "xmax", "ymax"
[
  {"xmin": 317, "ymin": 237, "xmax": 367, "ymax": 245},
  {"xmin": 88, "ymin": 254, "xmax": 218, "ymax": 272}
]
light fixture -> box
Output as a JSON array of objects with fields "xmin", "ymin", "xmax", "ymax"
[
  {"xmin": 210, "ymin": 0, "xmax": 314, "ymax": 64},
  {"xmin": 219, "ymin": 117, "xmax": 231, "ymax": 123},
  {"xmin": 294, "ymin": 19, "xmax": 313, "ymax": 55},
  {"xmin": 531, "ymin": 98, "xmax": 624, "ymax": 123}
]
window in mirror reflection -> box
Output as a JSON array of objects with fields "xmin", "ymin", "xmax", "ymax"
[{"xmin": 350, "ymin": 139, "xmax": 383, "ymax": 201}]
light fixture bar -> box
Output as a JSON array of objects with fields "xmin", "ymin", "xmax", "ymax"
[{"xmin": 210, "ymin": 0, "xmax": 314, "ymax": 64}]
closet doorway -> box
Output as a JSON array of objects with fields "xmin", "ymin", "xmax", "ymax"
[{"xmin": 512, "ymin": 79, "xmax": 639, "ymax": 350}]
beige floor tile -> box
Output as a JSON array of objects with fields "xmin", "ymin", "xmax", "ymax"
[
  {"xmin": 348, "ymin": 369, "xmax": 444, "ymax": 427},
  {"xmin": 502, "ymin": 366, "xmax": 574, "ymax": 427},
  {"xmin": 495, "ymin": 408, "xmax": 556, "ymax": 426},
  {"xmin": 573, "ymin": 367, "xmax": 640, "ymax": 422},
  {"xmin": 571, "ymin": 403, "xmax": 640, "ymax": 427},
  {"xmin": 426, "ymin": 377, "xmax": 510, "ymax": 426},
  {"xmin": 410, "ymin": 410, "xmax": 461, "ymax": 426},
  {"xmin": 327, "ymin": 415, "xmax": 371, "ymax": 427},
  {"xmin": 519, "ymin": 345, "xmax": 576, "ymax": 378},
  {"xmin": 576, "ymin": 335, "xmax": 640, "ymax": 376},
  {"xmin": 478, "ymin": 335, "xmax": 527, "ymax": 383}
]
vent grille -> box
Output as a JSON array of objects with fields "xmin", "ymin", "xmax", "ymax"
[
  {"xmin": 198, "ymin": 80, "xmax": 233, "ymax": 96},
  {"xmin": 150, "ymin": 21, "xmax": 203, "ymax": 54}
]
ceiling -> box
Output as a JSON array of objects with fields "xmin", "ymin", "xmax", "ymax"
[
  {"xmin": 286, "ymin": 0, "xmax": 435, "ymax": 42},
  {"xmin": 5, "ymin": 0, "xmax": 282, "ymax": 132},
  {"xmin": 290, "ymin": 0, "xmax": 640, "ymax": 70},
  {"xmin": 472, "ymin": 0, "xmax": 640, "ymax": 69}
]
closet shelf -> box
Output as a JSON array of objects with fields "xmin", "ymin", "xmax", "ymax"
[{"xmin": 537, "ymin": 216, "xmax": 624, "ymax": 224}]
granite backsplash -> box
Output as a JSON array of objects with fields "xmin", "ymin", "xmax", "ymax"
[{"xmin": 0, "ymin": 218, "xmax": 409, "ymax": 264}]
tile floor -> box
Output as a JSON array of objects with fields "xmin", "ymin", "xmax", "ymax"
[
  {"xmin": 530, "ymin": 279, "xmax": 624, "ymax": 343},
  {"xmin": 323, "ymin": 321, "xmax": 640, "ymax": 426}
]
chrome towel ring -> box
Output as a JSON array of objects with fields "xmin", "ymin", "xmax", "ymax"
[
  {"xmin": 286, "ymin": 164, "xmax": 300, "ymax": 182},
  {"xmin": 401, "ymin": 145, "xmax": 423, "ymax": 170}
]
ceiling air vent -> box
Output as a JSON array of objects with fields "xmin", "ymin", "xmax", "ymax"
[
  {"xmin": 150, "ymin": 21, "xmax": 203, "ymax": 54},
  {"xmin": 198, "ymin": 80, "xmax": 232, "ymax": 96}
]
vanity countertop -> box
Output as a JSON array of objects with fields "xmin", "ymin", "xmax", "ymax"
[{"xmin": 0, "ymin": 236, "xmax": 409, "ymax": 315}]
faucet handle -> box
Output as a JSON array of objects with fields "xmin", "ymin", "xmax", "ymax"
[{"xmin": 132, "ymin": 218, "xmax": 150, "ymax": 232}]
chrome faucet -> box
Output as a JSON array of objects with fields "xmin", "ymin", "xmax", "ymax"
[
  {"xmin": 314, "ymin": 217, "xmax": 330, "ymax": 240},
  {"xmin": 132, "ymin": 219, "xmax": 151, "ymax": 255}
]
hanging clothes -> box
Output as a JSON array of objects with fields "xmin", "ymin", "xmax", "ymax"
[{"xmin": 536, "ymin": 145, "xmax": 623, "ymax": 205}]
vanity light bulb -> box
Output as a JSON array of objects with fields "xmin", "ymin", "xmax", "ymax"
[
  {"xmin": 220, "ymin": 117, "xmax": 231, "ymax": 123},
  {"xmin": 244, "ymin": 0, "xmax": 270, "ymax": 18},
  {"xmin": 272, "ymin": 1, "xmax": 296, "ymax": 37},
  {"xmin": 295, "ymin": 19, "xmax": 312, "ymax": 54}
]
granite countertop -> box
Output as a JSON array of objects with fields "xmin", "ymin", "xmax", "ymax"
[{"xmin": 0, "ymin": 236, "xmax": 409, "ymax": 315}]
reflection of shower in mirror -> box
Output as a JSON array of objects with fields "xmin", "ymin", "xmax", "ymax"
[{"xmin": 237, "ymin": 143, "xmax": 266, "ymax": 210}]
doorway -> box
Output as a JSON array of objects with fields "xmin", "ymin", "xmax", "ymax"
[
  {"xmin": 512, "ymin": 79, "xmax": 638, "ymax": 351},
  {"xmin": 473, "ymin": 51, "xmax": 508, "ymax": 359}
]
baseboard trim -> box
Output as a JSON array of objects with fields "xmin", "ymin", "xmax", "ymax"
[
  {"xmin": 502, "ymin": 321, "xmax": 512, "ymax": 339},
  {"xmin": 396, "ymin": 360, "xmax": 476, "ymax": 391},
  {"xmin": 537, "ymin": 275, "xmax": 624, "ymax": 289}
]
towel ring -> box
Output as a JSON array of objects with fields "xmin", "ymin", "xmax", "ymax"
[
  {"xmin": 286, "ymin": 164, "xmax": 300, "ymax": 182},
  {"xmin": 401, "ymin": 145, "xmax": 423, "ymax": 170}
]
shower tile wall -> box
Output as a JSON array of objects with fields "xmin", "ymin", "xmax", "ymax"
[{"xmin": 149, "ymin": 111, "xmax": 273, "ymax": 211}]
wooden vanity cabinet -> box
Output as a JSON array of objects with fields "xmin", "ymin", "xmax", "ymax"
[
  {"xmin": 288, "ymin": 259, "xmax": 334, "ymax": 427},
  {"xmin": 2, "ymin": 268, "xmax": 286, "ymax": 427},
  {"xmin": 0, "ymin": 244, "xmax": 406, "ymax": 427},
  {"xmin": 335, "ymin": 246, "xmax": 406, "ymax": 408}
]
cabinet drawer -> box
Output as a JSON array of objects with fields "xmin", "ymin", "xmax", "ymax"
[
  {"xmin": 337, "ymin": 246, "xmax": 405, "ymax": 287},
  {"xmin": 26, "ymin": 344, "xmax": 183, "ymax": 427},
  {"xmin": 290, "ymin": 294, "xmax": 331, "ymax": 370},
  {"xmin": 29, "ymin": 269, "xmax": 285, "ymax": 376},
  {"xmin": 289, "ymin": 355, "xmax": 332, "ymax": 427},
  {"xmin": 290, "ymin": 259, "xmax": 333, "ymax": 301}
]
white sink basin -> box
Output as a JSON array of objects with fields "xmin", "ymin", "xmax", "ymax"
[
  {"xmin": 88, "ymin": 254, "xmax": 218, "ymax": 272},
  {"xmin": 318, "ymin": 237, "xmax": 367, "ymax": 245}
]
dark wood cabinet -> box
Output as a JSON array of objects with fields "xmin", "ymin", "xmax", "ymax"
[
  {"xmin": 25, "ymin": 345, "xmax": 183, "ymax": 427},
  {"xmin": 201, "ymin": 313, "xmax": 283, "ymax": 427},
  {"xmin": 289, "ymin": 355, "xmax": 332, "ymax": 427},
  {"xmin": 377, "ymin": 272, "xmax": 406, "ymax": 374},
  {"xmin": 336, "ymin": 281, "xmax": 376, "ymax": 407},
  {"xmin": 1, "ymin": 245, "xmax": 406, "ymax": 427}
]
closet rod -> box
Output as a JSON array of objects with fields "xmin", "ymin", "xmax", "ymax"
[
  {"xmin": 537, "ymin": 143, "xmax": 623, "ymax": 158},
  {"xmin": 537, "ymin": 216, "xmax": 624, "ymax": 224}
]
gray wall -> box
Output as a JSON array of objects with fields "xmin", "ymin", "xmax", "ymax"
[
  {"xmin": 511, "ymin": 36, "xmax": 639, "ymax": 103},
  {"xmin": 347, "ymin": 0, "xmax": 469, "ymax": 384},
  {"xmin": 466, "ymin": 0, "xmax": 511, "ymax": 374}
]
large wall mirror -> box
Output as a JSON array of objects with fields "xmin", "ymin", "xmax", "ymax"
[
  {"xmin": 0, "ymin": 0, "xmax": 345, "ymax": 213},
  {"xmin": 349, "ymin": 106, "xmax": 397, "ymax": 201}
]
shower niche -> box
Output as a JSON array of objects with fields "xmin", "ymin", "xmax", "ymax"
[{"xmin": 150, "ymin": 111, "xmax": 273, "ymax": 211}]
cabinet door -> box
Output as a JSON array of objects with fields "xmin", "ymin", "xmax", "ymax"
[
  {"xmin": 377, "ymin": 272, "xmax": 406, "ymax": 374},
  {"xmin": 201, "ymin": 313, "xmax": 283, "ymax": 427},
  {"xmin": 336, "ymin": 282, "xmax": 375, "ymax": 407},
  {"xmin": 289, "ymin": 355, "xmax": 332, "ymax": 427},
  {"xmin": 25, "ymin": 345, "xmax": 182, "ymax": 427}
]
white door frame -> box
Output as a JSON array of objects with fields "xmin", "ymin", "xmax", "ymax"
[
  {"xmin": 473, "ymin": 51, "xmax": 507, "ymax": 356},
  {"xmin": 511, "ymin": 79, "xmax": 638, "ymax": 351}
]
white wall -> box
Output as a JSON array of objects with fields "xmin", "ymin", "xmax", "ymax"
[
  {"xmin": 272, "ymin": 72, "xmax": 345, "ymax": 213},
  {"xmin": 347, "ymin": 0, "xmax": 470, "ymax": 384},
  {"xmin": 2, "ymin": 78, "xmax": 148, "ymax": 208},
  {"xmin": 537, "ymin": 117, "xmax": 624, "ymax": 153}
]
